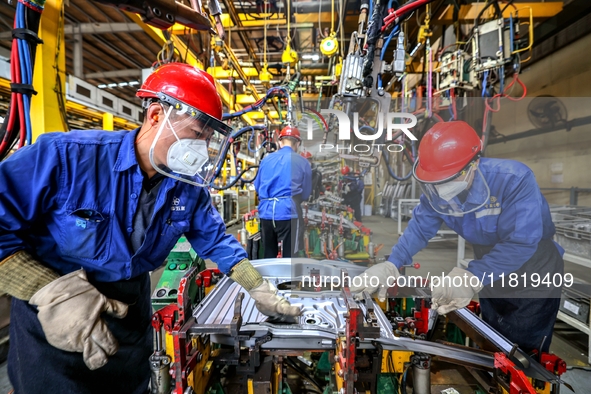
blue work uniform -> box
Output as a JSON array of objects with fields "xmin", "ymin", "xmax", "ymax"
[
  {"xmin": 0, "ymin": 129, "xmax": 247, "ymax": 393},
  {"xmin": 254, "ymin": 146, "xmax": 312, "ymax": 257},
  {"xmin": 388, "ymin": 158, "xmax": 564, "ymax": 353}
]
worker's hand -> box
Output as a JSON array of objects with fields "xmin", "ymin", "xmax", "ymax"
[
  {"xmin": 249, "ymin": 279, "xmax": 301, "ymax": 319},
  {"xmin": 29, "ymin": 269, "xmax": 129, "ymax": 370},
  {"xmin": 229, "ymin": 259, "xmax": 301, "ymax": 319},
  {"xmin": 430, "ymin": 267, "xmax": 483, "ymax": 315},
  {"xmin": 349, "ymin": 262, "xmax": 400, "ymax": 302}
]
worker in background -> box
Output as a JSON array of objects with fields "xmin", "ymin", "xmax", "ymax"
[
  {"xmin": 341, "ymin": 166, "xmax": 365, "ymax": 222},
  {"xmin": 351, "ymin": 121, "xmax": 564, "ymax": 354},
  {"xmin": 0, "ymin": 63, "xmax": 300, "ymax": 394},
  {"xmin": 254, "ymin": 126, "xmax": 312, "ymax": 258}
]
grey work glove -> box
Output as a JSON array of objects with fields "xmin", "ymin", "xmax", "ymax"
[
  {"xmin": 349, "ymin": 262, "xmax": 400, "ymax": 302},
  {"xmin": 431, "ymin": 267, "xmax": 483, "ymax": 315},
  {"xmin": 29, "ymin": 269, "xmax": 129, "ymax": 370},
  {"xmin": 249, "ymin": 279, "xmax": 302, "ymax": 319},
  {"xmin": 229, "ymin": 259, "xmax": 301, "ymax": 319}
]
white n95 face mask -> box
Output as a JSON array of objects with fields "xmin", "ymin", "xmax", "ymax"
[
  {"xmin": 435, "ymin": 180, "xmax": 469, "ymax": 201},
  {"xmin": 167, "ymin": 139, "xmax": 209, "ymax": 176}
]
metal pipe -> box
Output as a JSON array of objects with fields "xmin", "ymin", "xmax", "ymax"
[
  {"xmin": 488, "ymin": 115, "xmax": 591, "ymax": 145},
  {"xmin": 411, "ymin": 353, "xmax": 431, "ymax": 394}
]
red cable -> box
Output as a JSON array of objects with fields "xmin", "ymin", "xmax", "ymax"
[
  {"xmin": 383, "ymin": 0, "xmax": 432, "ymax": 32},
  {"xmin": 12, "ymin": 38, "xmax": 26, "ymax": 149},
  {"xmin": 0, "ymin": 27, "xmax": 19, "ymax": 155},
  {"xmin": 482, "ymin": 74, "xmax": 527, "ymax": 145},
  {"xmin": 484, "ymin": 73, "xmax": 527, "ymax": 113}
]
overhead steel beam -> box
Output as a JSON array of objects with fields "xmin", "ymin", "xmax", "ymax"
[
  {"xmin": 221, "ymin": 0, "xmax": 261, "ymax": 72},
  {"xmin": 203, "ymin": 22, "xmax": 313, "ymax": 32},
  {"xmin": 434, "ymin": 2, "xmax": 563, "ymax": 24},
  {"xmin": 85, "ymin": 69, "xmax": 142, "ymax": 79},
  {"xmin": 0, "ymin": 23, "xmax": 143, "ymax": 39},
  {"xmin": 63, "ymin": 23, "xmax": 144, "ymax": 34}
]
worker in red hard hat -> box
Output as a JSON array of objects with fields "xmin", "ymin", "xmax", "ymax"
[
  {"xmin": 254, "ymin": 125, "xmax": 312, "ymax": 258},
  {"xmin": 0, "ymin": 63, "xmax": 299, "ymax": 393},
  {"xmin": 351, "ymin": 121, "xmax": 564, "ymax": 355}
]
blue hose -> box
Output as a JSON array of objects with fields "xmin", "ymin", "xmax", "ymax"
[
  {"xmin": 17, "ymin": 2, "xmax": 33, "ymax": 144},
  {"xmin": 381, "ymin": 25, "xmax": 400, "ymax": 61}
]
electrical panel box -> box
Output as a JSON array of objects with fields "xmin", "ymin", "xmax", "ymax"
[{"xmin": 472, "ymin": 18, "xmax": 513, "ymax": 73}]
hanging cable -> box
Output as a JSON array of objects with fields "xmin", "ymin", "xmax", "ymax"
[{"xmin": 0, "ymin": 0, "xmax": 44, "ymax": 160}]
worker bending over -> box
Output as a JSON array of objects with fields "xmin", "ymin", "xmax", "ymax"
[
  {"xmin": 0, "ymin": 63, "xmax": 300, "ymax": 394},
  {"xmin": 351, "ymin": 121, "xmax": 564, "ymax": 354}
]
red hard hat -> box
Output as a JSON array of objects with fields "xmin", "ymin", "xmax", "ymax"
[
  {"xmin": 414, "ymin": 121, "xmax": 482, "ymax": 182},
  {"xmin": 301, "ymin": 150, "xmax": 312, "ymax": 159},
  {"xmin": 137, "ymin": 63, "xmax": 223, "ymax": 120},
  {"xmin": 278, "ymin": 125, "xmax": 301, "ymax": 142},
  {"xmin": 341, "ymin": 166, "xmax": 350, "ymax": 175}
]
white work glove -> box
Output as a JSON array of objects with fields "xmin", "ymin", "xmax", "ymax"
[
  {"xmin": 229, "ymin": 259, "xmax": 301, "ymax": 319},
  {"xmin": 249, "ymin": 279, "xmax": 301, "ymax": 319},
  {"xmin": 29, "ymin": 269, "xmax": 129, "ymax": 370},
  {"xmin": 431, "ymin": 267, "xmax": 483, "ymax": 315},
  {"xmin": 349, "ymin": 262, "xmax": 400, "ymax": 302}
]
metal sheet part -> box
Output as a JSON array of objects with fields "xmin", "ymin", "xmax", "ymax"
[
  {"xmin": 192, "ymin": 266, "xmax": 396, "ymax": 349},
  {"xmin": 192, "ymin": 259, "xmax": 558, "ymax": 380}
]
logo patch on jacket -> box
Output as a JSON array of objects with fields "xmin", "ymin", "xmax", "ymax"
[{"xmin": 171, "ymin": 197, "xmax": 186, "ymax": 211}]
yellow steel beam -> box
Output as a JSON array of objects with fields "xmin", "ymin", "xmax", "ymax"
[
  {"xmin": 31, "ymin": 0, "xmax": 66, "ymax": 139},
  {"xmin": 207, "ymin": 66, "xmax": 259, "ymax": 78},
  {"xmin": 124, "ymin": 12, "xmax": 258, "ymax": 125},
  {"xmin": 221, "ymin": 40, "xmax": 262, "ymax": 102},
  {"xmin": 235, "ymin": 94, "xmax": 257, "ymax": 105},
  {"xmin": 216, "ymin": 12, "xmax": 355, "ymax": 27},
  {"xmin": 219, "ymin": 13, "xmax": 285, "ymax": 28},
  {"xmin": 434, "ymin": 2, "xmax": 563, "ymax": 23}
]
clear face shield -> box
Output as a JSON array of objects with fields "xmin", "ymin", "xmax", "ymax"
[
  {"xmin": 148, "ymin": 93, "xmax": 233, "ymax": 187},
  {"xmin": 414, "ymin": 159, "xmax": 491, "ymax": 216}
]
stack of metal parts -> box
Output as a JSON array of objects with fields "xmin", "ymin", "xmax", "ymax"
[{"xmin": 550, "ymin": 205, "xmax": 591, "ymax": 259}]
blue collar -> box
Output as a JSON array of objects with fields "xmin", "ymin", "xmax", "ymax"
[{"xmin": 113, "ymin": 128, "xmax": 141, "ymax": 172}]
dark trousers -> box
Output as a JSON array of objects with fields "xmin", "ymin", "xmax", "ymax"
[
  {"xmin": 8, "ymin": 273, "xmax": 153, "ymax": 394},
  {"xmin": 344, "ymin": 193, "xmax": 363, "ymax": 222},
  {"xmin": 475, "ymin": 239, "xmax": 564, "ymax": 354},
  {"xmin": 261, "ymin": 218, "xmax": 300, "ymax": 258}
]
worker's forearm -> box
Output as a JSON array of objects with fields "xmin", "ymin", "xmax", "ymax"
[
  {"xmin": 0, "ymin": 250, "xmax": 59, "ymax": 301},
  {"xmin": 229, "ymin": 259, "xmax": 263, "ymax": 291}
]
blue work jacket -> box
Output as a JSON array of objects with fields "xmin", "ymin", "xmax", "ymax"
[
  {"xmin": 0, "ymin": 129, "xmax": 247, "ymax": 282},
  {"xmin": 254, "ymin": 146, "xmax": 312, "ymax": 220},
  {"xmin": 388, "ymin": 158, "xmax": 562, "ymax": 285}
]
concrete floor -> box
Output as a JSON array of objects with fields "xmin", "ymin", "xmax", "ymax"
[{"xmin": 0, "ymin": 214, "xmax": 589, "ymax": 393}]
